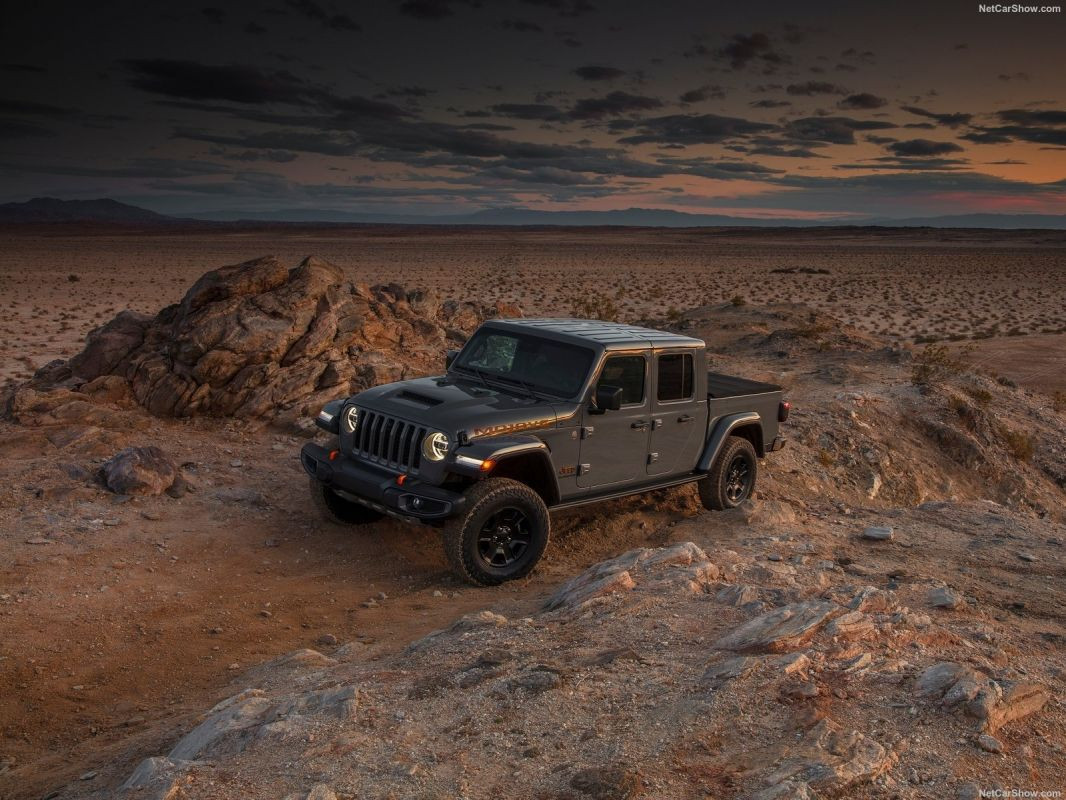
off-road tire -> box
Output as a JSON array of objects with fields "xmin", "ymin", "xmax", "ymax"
[
  {"xmin": 309, "ymin": 476, "xmax": 384, "ymax": 525},
  {"xmin": 698, "ymin": 435, "xmax": 758, "ymax": 511},
  {"xmin": 443, "ymin": 478, "xmax": 550, "ymax": 586}
]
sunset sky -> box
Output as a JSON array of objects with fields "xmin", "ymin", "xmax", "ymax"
[{"xmin": 2, "ymin": 0, "xmax": 1065, "ymax": 219}]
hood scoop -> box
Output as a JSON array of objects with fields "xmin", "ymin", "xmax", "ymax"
[{"xmin": 394, "ymin": 390, "xmax": 443, "ymax": 407}]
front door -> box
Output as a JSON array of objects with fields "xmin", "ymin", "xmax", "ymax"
[
  {"xmin": 577, "ymin": 353, "xmax": 649, "ymax": 489},
  {"xmin": 648, "ymin": 350, "xmax": 702, "ymax": 476}
]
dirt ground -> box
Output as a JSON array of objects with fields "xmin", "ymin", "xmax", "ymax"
[
  {"xmin": 0, "ymin": 413, "xmax": 698, "ymax": 799},
  {"xmin": 2, "ymin": 225, "xmax": 1065, "ymax": 388},
  {"xmin": 0, "ymin": 226, "xmax": 1064, "ymax": 798}
]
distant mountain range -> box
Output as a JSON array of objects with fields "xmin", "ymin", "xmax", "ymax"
[
  {"xmin": 0, "ymin": 197, "xmax": 179, "ymax": 224},
  {"xmin": 3, "ymin": 197, "xmax": 1066, "ymax": 230}
]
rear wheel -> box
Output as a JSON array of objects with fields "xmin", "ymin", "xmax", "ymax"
[
  {"xmin": 443, "ymin": 478, "xmax": 550, "ymax": 586},
  {"xmin": 309, "ymin": 477, "xmax": 384, "ymax": 525},
  {"xmin": 698, "ymin": 435, "xmax": 758, "ymax": 511}
]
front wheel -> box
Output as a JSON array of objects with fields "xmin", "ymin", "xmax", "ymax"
[
  {"xmin": 309, "ymin": 477, "xmax": 384, "ymax": 525},
  {"xmin": 443, "ymin": 478, "xmax": 550, "ymax": 586},
  {"xmin": 698, "ymin": 435, "xmax": 758, "ymax": 511}
]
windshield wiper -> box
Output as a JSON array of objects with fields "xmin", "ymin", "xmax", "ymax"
[
  {"xmin": 456, "ymin": 364, "xmax": 492, "ymax": 391},
  {"xmin": 496, "ymin": 373, "xmax": 545, "ymax": 401}
]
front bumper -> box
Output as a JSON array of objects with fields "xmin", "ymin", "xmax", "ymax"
[{"xmin": 301, "ymin": 442, "xmax": 466, "ymax": 523}]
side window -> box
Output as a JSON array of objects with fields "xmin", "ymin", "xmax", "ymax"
[
  {"xmin": 597, "ymin": 355, "xmax": 646, "ymax": 406},
  {"xmin": 657, "ymin": 353, "xmax": 693, "ymax": 402}
]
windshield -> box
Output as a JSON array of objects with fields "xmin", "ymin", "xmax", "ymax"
[{"xmin": 453, "ymin": 328, "xmax": 594, "ymax": 399}]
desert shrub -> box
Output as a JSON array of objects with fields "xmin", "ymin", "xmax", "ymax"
[
  {"xmin": 570, "ymin": 292, "xmax": 619, "ymax": 322},
  {"xmin": 910, "ymin": 343, "xmax": 973, "ymax": 387},
  {"xmin": 67, "ymin": 274, "xmax": 80, "ymax": 282},
  {"xmin": 665, "ymin": 306, "xmax": 682, "ymax": 322},
  {"xmin": 999, "ymin": 427, "xmax": 1034, "ymax": 461},
  {"xmin": 1054, "ymin": 391, "xmax": 1066, "ymax": 413},
  {"xmin": 817, "ymin": 448, "xmax": 834, "ymax": 468},
  {"xmin": 793, "ymin": 320, "xmax": 833, "ymax": 339},
  {"xmin": 730, "ymin": 294, "xmax": 746, "ymax": 307},
  {"xmin": 996, "ymin": 375, "xmax": 1017, "ymax": 388},
  {"xmin": 964, "ymin": 386, "xmax": 993, "ymax": 406}
]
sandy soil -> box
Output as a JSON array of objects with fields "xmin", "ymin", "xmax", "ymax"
[
  {"xmin": 0, "ymin": 226, "xmax": 1063, "ymax": 798},
  {"xmin": 2, "ymin": 225, "xmax": 1064, "ymax": 388}
]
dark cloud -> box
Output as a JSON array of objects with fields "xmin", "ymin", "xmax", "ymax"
[
  {"xmin": 518, "ymin": 0, "xmax": 596, "ymax": 16},
  {"xmin": 900, "ymin": 106, "xmax": 973, "ymax": 128},
  {"xmin": 1, "ymin": 63, "xmax": 46, "ymax": 73},
  {"xmin": 613, "ymin": 113, "xmax": 776, "ymax": 145},
  {"xmin": 0, "ymin": 119, "xmax": 56, "ymax": 139},
  {"xmin": 489, "ymin": 103, "xmax": 566, "ymax": 121},
  {"xmin": 838, "ymin": 92, "xmax": 887, "ymax": 110},
  {"xmin": 998, "ymin": 109, "xmax": 1066, "ymax": 126},
  {"xmin": 122, "ymin": 59, "xmax": 312, "ymax": 105},
  {"xmin": 569, "ymin": 91, "xmax": 662, "ymax": 120},
  {"xmin": 0, "ymin": 98, "xmax": 79, "ymax": 118},
  {"xmin": 715, "ymin": 32, "xmax": 787, "ymax": 71},
  {"xmin": 749, "ymin": 99, "xmax": 790, "ymax": 108},
  {"xmin": 501, "ymin": 19, "xmax": 543, "ymax": 32},
  {"xmin": 284, "ymin": 0, "xmax": 360, "ymax": 30},
  {"xmin": 3, "ymin": 157, "xmax": 232, "ymax": 178},
  {"xmin": 215, "ymin": 148, "xmax": 299, "ymax": 163},
  {"xmin": 887, "ymin": 139, "xmax": 964, "ymax": 157},
  {"xmin": 786, "ymin": 81, "xmax": 847, "ymax": 96},
  {"xmin": 835, "ymin": 156, "xmax": 968, "ymax": 171},
  {"xmin": 384, "ymin": 86, "xmax": 435, "ymax": 99},
  {"xmin": 679, "ymin": 85, "xmax": 725, "ymax": 104},
  {"xmin": 997, "ymin": 72, "xmax": 1030, "ymax": 81},
  {"xmin": 783, "ymin": 116, "xmax": 895, "ymax": 145},
  {"xmin": 573, "ymin": 65, "xmax": 625, "ymax": 81},
  {"xmin": 960, "ymin": 130, "xmax": 1014, "ymax": 144},
  {"xmin": 398, "ymin": 0, "xmax": 477, "ymax": 20},
  {"xmin": 655, "ymin": 156, "xmax": 784, "ymax": 179}
]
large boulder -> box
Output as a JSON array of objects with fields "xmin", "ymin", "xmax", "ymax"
[
  {"xmin": 102, "ymin": 446, "xmax": 178, "ymax": 495},
  {"xmin": 24, "ymin": 256, "xmax": 519, "ymax": 422}
]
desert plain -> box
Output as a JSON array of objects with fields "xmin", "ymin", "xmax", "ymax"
[{"xmin": 0, "ymin": 224, "xmax": 1064, "ymax": 800}]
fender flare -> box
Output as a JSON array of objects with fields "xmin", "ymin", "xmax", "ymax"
[
  {"xmin": 697, "ymin": 412, "xmax": 763, "ymax": 472},
  {"xmin": 452, "ymin": 435, "xmax": 561, "ymax": 504}
]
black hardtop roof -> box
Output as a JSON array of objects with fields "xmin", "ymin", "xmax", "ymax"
[{"xmin": 483, "ymin": 317, "xmax": 705, "ymax": 350}]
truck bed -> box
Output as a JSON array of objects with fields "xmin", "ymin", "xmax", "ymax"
[{"xmin": 707, "ymin": 372, "xmax": 782, "ymax": 399}]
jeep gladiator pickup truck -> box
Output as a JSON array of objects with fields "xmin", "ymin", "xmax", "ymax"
[{"xmin": 302, "ymin": 318, "xmax": 788, "ymax": 585}]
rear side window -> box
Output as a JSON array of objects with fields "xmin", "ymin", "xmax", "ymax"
[
  {"xmin": 657, "ymin": 353, "xmax": 693, "ymax": 402},
  {"xmin": 598, "ymin": 355, "xmax": 646, "ymax": 405}
]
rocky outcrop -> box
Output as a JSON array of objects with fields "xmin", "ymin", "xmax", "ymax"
[
  {"xmin": 18, "ymin": 255, "xmax": 519, "ymax": 423},
  {"xmin": 916, "ymin": 661, "xmax": 1051, "ymax": 733}
]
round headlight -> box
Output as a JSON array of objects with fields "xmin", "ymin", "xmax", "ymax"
[
  {"xmin": 342, "ymin": 405, "xmax": 359, "ymax": 433},
  {"xmin": 422, "ymin": 431, "xmax": 449, "ymax": 462}
]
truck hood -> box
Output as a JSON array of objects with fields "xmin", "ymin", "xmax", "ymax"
[{"xmin": 351, "ymin": 375, "xmax": 570, "ymax": 439}]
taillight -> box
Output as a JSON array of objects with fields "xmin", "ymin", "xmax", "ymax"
[{"xmin": 778, "ymin": 401, "xmax": 791, "ymax": 423}]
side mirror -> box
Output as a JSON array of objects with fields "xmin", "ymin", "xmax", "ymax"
[
  {"xmin": 445, "ymin": 349, "xmax": 460, "ymax": 369},
  {"xmin": 592, "ymin": 384, "xmax": 623, "ymax": 413}
]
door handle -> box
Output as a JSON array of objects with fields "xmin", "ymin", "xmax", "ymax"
[
  {"xmin": 631, "ymin": 420, "xmax": 649, "ymax": 431},
  {"xmin": 678, "ymin": 414, "xmax": 694, "ymax": 424}
]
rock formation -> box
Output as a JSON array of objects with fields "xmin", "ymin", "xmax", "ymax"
[{"xmin": 14, "ymin": 255, "xmax": 518, "ymax": 425}]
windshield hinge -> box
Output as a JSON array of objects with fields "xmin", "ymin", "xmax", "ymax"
[{"xmin": 581, "ymin": 426, "xmax": 594, "ymax": 439}]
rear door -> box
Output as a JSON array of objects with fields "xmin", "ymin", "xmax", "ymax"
[
  {"xmin": 648, "ymin": 350, "xmax": 704, "ymax": 476},
  {"xmin": 577, "ymin": 352, "xmax": 650, "ymax": 488}
]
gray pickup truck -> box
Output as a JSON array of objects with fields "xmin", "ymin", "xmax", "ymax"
[{"xmin": 302, "ymin": 318, "xmax": 788, "ymax": 585}]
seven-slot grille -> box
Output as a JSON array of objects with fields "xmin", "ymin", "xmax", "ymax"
[{"xmin": 352, "ymin": 409, "xmax": 426, "ymax": 472}]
